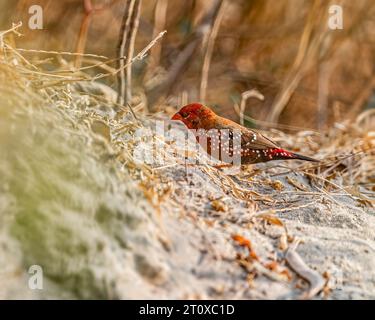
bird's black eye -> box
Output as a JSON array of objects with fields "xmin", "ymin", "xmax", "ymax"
[{"xmin": 181, "ymin": 112, "xmax": 189, "ymax": 118}]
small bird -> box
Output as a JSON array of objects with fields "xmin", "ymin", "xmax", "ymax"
[{"xmin": 171, "ymin": 103, "xmax": 318, "ymax": 165}]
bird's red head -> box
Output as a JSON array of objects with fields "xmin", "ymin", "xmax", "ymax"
[{"xmin": 171, "ymin": 103, "xmax": 216, "ymax": 129}]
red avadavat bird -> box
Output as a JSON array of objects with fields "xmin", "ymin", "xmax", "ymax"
[{"xmin": 171, "ymin": 103, "xmax": 318, "ymax": 165}]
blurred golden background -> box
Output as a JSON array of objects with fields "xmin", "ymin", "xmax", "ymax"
[{"xmin": 0, "ymin": 0, "xmax": 374, "ymax": 129}]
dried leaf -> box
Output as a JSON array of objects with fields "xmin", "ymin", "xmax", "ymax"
[
  {"xmin": 91, "ymin": 120, "xmax": 111, "ymax": 142},
  {"xmin": 279, "ymin": 269, "xmax": 293, "ymax": 281},
  {"xmin": 232, "ymin": 234, "xmax": 252, "ymax": 248},
  {"xmin": 264, "ymin": 261, "xmax": 292, "ymax": 281},
  {"xmin": 232, "ymin": 234, "xmax": 259, "ymax": 261},
  {"xmin": 249, "ymin": 250, "xmax": 259, "ymax": 261},
  {"xmin": 270, "ymin": 179, "xmax": 284, "ymax": 191},
  {"xmin": 211, "ymin": 199, "xmax": 228, "ymax": 212},
  {"xmin": 279, "ymin": 234, "xmax": 288, "ymax": 251},
  {"xmin": 257, "ymin": 213, "xmax": 284, "ymax": 227},
  {"xmin": 265, "ymin": 261, "xmax": 278, "ymax": 271},
  {"xmin": 286, "ymin": 176, "xmax": 308, "ymax": 191},
  {"xmin": 345, "ymin": 186, "xmax": 375, "ymax": 207}
]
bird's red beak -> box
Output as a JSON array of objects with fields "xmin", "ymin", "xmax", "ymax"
[{"xmin": 171, "ymin": 112, "xmax": 183, "ymax": 121}]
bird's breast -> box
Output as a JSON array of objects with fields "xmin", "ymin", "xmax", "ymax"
[{"xmin": 194, "ymin": 129, "xmax": 244, "ymax": 164}]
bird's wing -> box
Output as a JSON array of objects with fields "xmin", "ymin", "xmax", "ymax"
[
  {"xmin": 240, "ymin": 127, "xmax": 280, "ymax": 150},
  {"xmin": 214, "ymin": 117, "xmax": 279, "ymax": 150}
]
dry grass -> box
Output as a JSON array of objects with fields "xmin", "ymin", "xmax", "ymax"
[{"xmin": 1, "ymin": 20, "xmax": 374, "ymax": 210}]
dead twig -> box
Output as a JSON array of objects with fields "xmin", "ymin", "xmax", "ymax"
[
  {"xmin": 117, "ymin": 0, "xmax": 140, "ymax": 106},
  {"xmin": 145, "ymin": 0, "xmax": 168, "ymax": 76},
  {"xmin": 126, "ymin": 0, "xmax": 142, "ymax": 104},
  {"xmin": 75, "ymin": 0, "xmax": 116, "ymax": 68},
  {"xmin": 235, "ymin": 89, "xmax": 265, "ymax": 126},
  {"xmin": 285, "ymin": 241, "xmax": 325, "ymax": 299},
  {"xmin": 200, "ymin": 0, "xmax": 227, "ymax": 102},
  {"xmin": 267, "ymin": 0, "xmax": 335, "ymax": 124},
  {"xmin": 146, "ymin": 0, "xmax": 224, "ymax": 107}
]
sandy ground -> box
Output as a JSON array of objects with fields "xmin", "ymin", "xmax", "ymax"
[{"xmin": 156, "ymin": 163, "xmax": 375, "ymax": 299}]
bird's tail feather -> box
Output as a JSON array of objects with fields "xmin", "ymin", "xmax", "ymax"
[{"xmin": 291, "ymin": 152, "xmax": 319, "ymax": 162}]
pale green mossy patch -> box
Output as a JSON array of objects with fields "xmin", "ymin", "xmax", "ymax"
[{"xmin": 0, "ymin": 89, "xmax": 167, "ymax": 299}]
